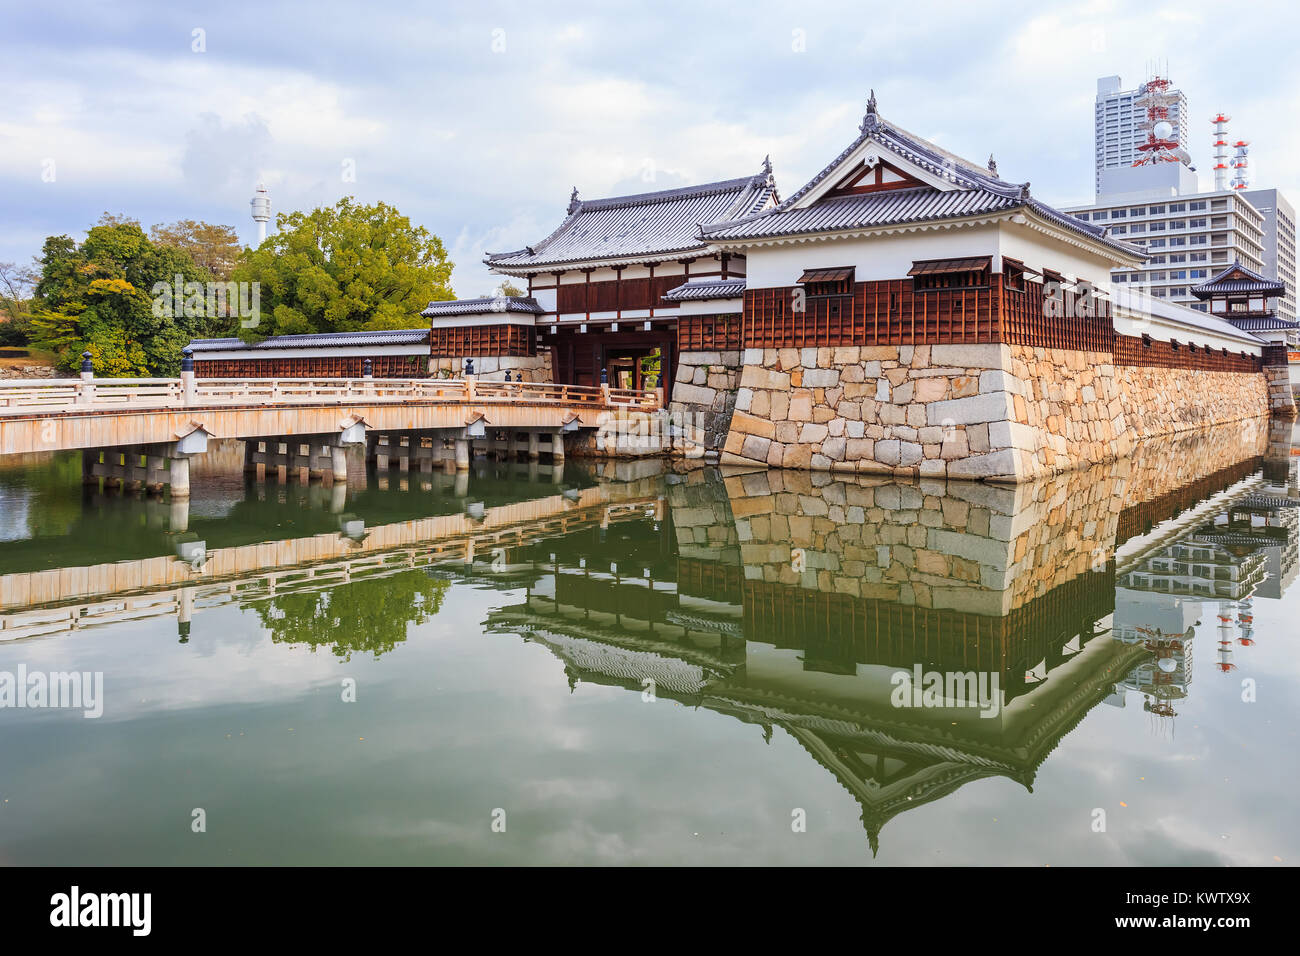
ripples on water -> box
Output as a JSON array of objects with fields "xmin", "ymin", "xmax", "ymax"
[{"xmin": 0, "ymin": 422, "xmax": 1297, "ymax": 866}]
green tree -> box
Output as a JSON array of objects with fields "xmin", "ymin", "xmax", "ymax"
[
  {"xmin": 231, "ymin": 197, "xmax": 453, "ymax": 341},
  {"xmin": 29, "ymin": 215, "xmax": 216, "ymax": 375}
]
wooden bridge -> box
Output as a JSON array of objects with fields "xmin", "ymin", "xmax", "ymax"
[{"xmin": 0, "ymin": 373, "xmax": 663, "ymax": 495}]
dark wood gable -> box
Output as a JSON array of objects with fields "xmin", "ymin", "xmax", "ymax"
[{"xmin": 826, "ymin": 159, "xmax": 924, "ymax": 197}]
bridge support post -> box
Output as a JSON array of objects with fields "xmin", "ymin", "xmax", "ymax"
[
  {"xmin": 454, "ymin": 438, "xmax": 470, "ymax": 472},
  {"xmin": 331, "ymin": 445, "xmax": 348, "ymax": 483},
  {"xmin": 552, "ymin": 430, "xmax": 566, "ymax": 463},
  {"xmin": 528, "ymin": 431, "xmax": 540, "ymax": 459},
  {"xmin": 244, "ymin": 440, "xmax": 259, "ymax": 476},
  {"xmin": 169, "ymin": 456, "xmax": 191, "ymax": 499},
  {"xmin": 102, "ymin": 451, "xmax": 123, "ymax": 489},
  {"xmin": 146, "ymin": 455, "xmax": 167, "ymax": 494}
]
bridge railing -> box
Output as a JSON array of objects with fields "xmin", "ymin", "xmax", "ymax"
[{"xmin": 0, "ymin": 376, "xmax": 660, "ymax": 413}]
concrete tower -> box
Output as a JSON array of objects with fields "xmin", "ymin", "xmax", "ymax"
[{"xmin": 250, "ymin": 182, "xmax": 271, "ymax": 245}]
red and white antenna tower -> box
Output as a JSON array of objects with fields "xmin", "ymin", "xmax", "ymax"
[
  {"xmin": 1211, "ymin": 113, "xmax": 1231, "ymax": 190},
  {"xmin": 1132, "ymin": 74, "xmax": 1189, "ymax": 167},
  {"xmin": 1231, "ymin": 137, "xmax": 1250, "ymax": 190}
]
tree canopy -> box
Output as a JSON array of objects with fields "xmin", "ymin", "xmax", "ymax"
[
  {"xmin": 232, "ymin": 197, "xmax": 454, "ymax": 341},
  {"xmin": 28, "ymin": 215, "xmax": 218, "ymax": 376},
  {"xmin": 150, "ymin": 219, "xmax": 242, "ymax": 280}
]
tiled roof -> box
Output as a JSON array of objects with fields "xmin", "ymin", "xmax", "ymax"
[
  {"xmin": 420, "ymin": 296, "xmax": 545, "ymax": 316},
  {"xmin": 661, "ymin": 278, "xmax": 747, "ymax": 302},
  {"xmin": 485, "ymin": 166, "xmax": 777, "ymax": 270},
  {"xmin": 1228, "ymin": 316, "xmax": 1300, "ymax": 331},
  {"xmin": 186, "ymin": 328, "xmax": 430, "ymax": 352},
  {"xmin": 1191, "ymin": 261, "xmax": 1286, "ymax": 298},
  {"xmin": 700, "ymin": 114, "xmax": 1142, "ymax": 259}
]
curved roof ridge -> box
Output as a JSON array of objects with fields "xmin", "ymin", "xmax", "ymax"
[{"xmin": 577, "ymin": 173, "xmax": 767, "ymax": 212}]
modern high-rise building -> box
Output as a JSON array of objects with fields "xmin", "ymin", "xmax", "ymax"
[
  {"xmin": 1240, "ymin": 188, "xmax": 1298, "ymax": 321},
  {"xmin": 1062, "ymin": 191, "xmax": 1268, "ymax": 313},
  {"xmin": 1095, "ymin": 75, "xmax": 1190, "ymax": 194}
]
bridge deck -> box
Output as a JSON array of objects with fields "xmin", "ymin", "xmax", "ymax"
[{"xmin": 0, "ymin": 377, "xmax": 661, "ymax": 455}]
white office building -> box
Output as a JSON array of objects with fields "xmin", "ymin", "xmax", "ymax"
[
  {"xmin": 1064, "ymin": 191, "xmax": 1267, "ymax": 313},
  {"xmin": 1240, "ymin": 188, "xmax": 1298, "ymax": 321}
]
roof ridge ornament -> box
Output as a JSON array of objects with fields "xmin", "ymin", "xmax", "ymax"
[
  {"xmin": 988, "ymin": 154, "xmax": 998, "ymax": 177},
  {"xmin": 567, "ymin": 186, "xmax": 580, "ymax": 215},
  {"xmin": 762, "ymin": 154, "xmax": 772, "ymax": 176},
  {"xmin": 1020, "ymin": 182, "xmax": 1031, "ymax": 200},
  {"xmin": 860, "ymin": 89, "xmax": 879, "ymax": 132}
]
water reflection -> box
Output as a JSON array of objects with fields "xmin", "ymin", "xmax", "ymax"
[{"xmin": 0, "ymin": 420, "xmax": 1297, "ymax": 862}]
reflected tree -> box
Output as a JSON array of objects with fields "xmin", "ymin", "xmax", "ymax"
[{"xmin": 253, "ymin": 569, "xmax": 449, "ymax": 661}]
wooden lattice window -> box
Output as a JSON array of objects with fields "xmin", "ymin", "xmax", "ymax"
[
  {"xmin": 909, "ymin": 257, "xmax": 991, "ymax": 292},
  {"xmin": 1002, "ymin": 256, "xmax": 1027, "ymax": 292}
]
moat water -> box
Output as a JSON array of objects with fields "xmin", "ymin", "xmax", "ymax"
[{"xmin": 1, "ymin": 424, "xmax": 1297, "ymax": 865}]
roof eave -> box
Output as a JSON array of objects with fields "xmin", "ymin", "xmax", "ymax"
[{"xmin": 485, "ymin": 244, "xmax": 717, "ymax": 275}]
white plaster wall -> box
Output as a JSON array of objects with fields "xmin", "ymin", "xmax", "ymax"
[
  {"xmin": 743, "ymin": 224, "xmax": 1002, "ymax": 289},
  {"xmin": 996, "ymin": 220, "xmax": 1121, "ymax": 287}
]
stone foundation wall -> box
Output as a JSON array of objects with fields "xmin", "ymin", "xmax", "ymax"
[
  {"xmin": 720, "ymin": 343, "xmax": 1274, "ymax": 482},
  {"xmin": 429, "ymin": 353, "xmax": 552, "ymax": 382},
  {"xmin": 725, "ymin": 344, "xmax": 1037, "ymax": 480},
  {"xmin": 1116, "ymin": 362, "xmax": 1270, "ymax": 440},
  {"xmin": 669, "ymin": 350, "xmax": 742, "ymax": 457},
  {"xmin": 1264, "ymin": 363, "xmax": 1297, "ymax": 419}
]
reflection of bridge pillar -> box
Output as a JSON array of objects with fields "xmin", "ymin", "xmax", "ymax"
[
  {"xmin": 454, "ymin": 471, "xmax": 469, "ymax": 497},
  {"xmin": 329, "ymin": 480, "xmax": 347, "ymax": 514},
  {"xmin": 551, "ymin": 461, "xmax": 564, "ymax": 483},
  {"xmin": 454, "ymin": 438, "xmax": 470, "ymax": 472},
  {"xmin": 169, "ymin": 495, "xmax": 190, "ymax": 532}
]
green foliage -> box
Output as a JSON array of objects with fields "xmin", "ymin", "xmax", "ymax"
[
  {"xmin": 252, "ymin": 569, "xmax": 449, "ymax": 661},
  {"xmin": 232, "ymin": 197, "xmax": 453, "ymax": 341},
  {"xmin": 29, "ymin": 215, "xmax": 216, "ymax": 376}
]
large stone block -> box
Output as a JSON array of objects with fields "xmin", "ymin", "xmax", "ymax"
[
  {"xmin": 929, "ymin": 343, "xmax": 1005, "ymax": 369},
  {"xmin": 802, "ymin": 367, "xmax": 840, "ymax": 388},
  {"xmin": 672, "ymin": 382, "xmax": 718, "ymax": 407},
  {"xmin": 926, "ymin": 392, "xmax": 1014, "ymax": 426},
  {"xmin": 945, "ymin": 448, "xmax": 1019, "ymax": 480},
  {"xmin": 730, "ymin": 410, "xmax": 775, "ymax": 439}
]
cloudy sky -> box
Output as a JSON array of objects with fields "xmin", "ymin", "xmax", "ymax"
[{"xmin": 3, "ymin": 0, "xmax": 1298, "ymax": 297}]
